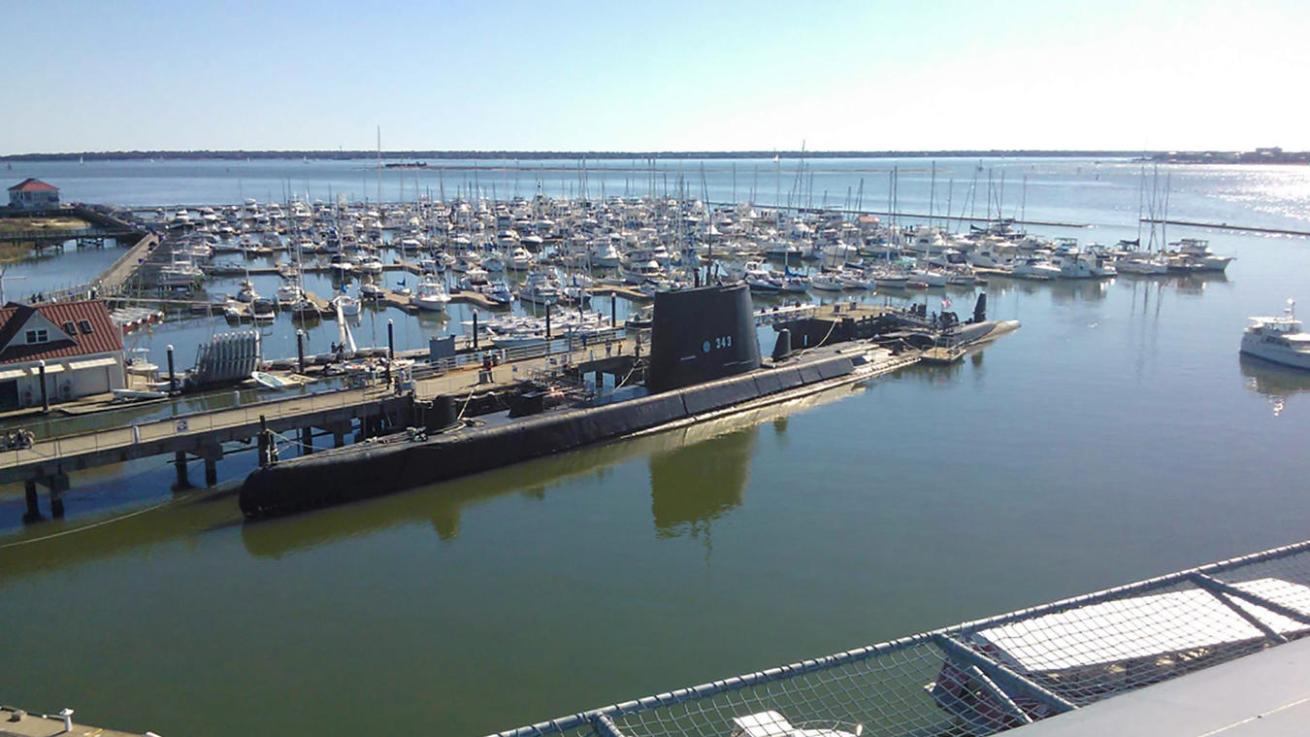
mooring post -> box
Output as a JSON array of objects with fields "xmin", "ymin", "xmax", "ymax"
[
  {"xmin": 203, "ymin": 457, "xmax": 218, "ymax": 487},
  {"xmin": 296, "ymin": 329, "xmax": 306, "ymax": 374},
  {"xmin": 37, "ymin": 360, "xmax": 49, "ymax": 412},
  {"xmin": 257, "ymin": 415, "xmax": 270, "ymax": 467},
  {"xmin": 173, "ymin": 450, "xmax": 190, "ymax": 489},
  {"xmin": 546, "ymin": 304, "xmax": 552, "ymax": 339},
  {"xmin": 472, "ymin": 312, "xmax": 479, "ymax": 350},
  {"xmin": 610, "ymin": 297, "xmax": 617, "ymax": 327},
  {"xmin": 166, "ymin": 344, "xmax": 177, "ymax": 393},
  {"xmin": 22, "ymin": 479, "xmax": 40, "ymax": 523},
  {"xmin": 301, "ymin": 426, "xmax": 314, "ymax": 455},
  {"xmin": 387, "ymin": 319, "xmax": 395, "ymax": 360}
]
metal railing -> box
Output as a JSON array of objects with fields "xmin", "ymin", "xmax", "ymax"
[
  {"xmin": 0, "ymin": 381, "xmax": 387, "ymax": 470},
  {"xmin": 489, "ymin": 538, "xmax": 1310, "ymax": 737}
]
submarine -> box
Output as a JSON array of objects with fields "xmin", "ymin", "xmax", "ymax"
[{"xmin": 238, "ymin": 285, "xmax": 1008, "ymax": 517}]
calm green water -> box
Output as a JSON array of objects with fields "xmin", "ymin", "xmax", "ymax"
[{"xmin": 3, "ymin": 159, "xmax": 1310, "ymax": 736}]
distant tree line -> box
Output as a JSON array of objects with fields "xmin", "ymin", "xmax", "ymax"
[{"xmin": 1, "ymin": 149, "xmax": 1157, "ymax": 162}]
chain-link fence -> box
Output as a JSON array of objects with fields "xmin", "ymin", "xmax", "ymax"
[{"xmin": 490, "ymin": 539, "xmax": 1310, "ymax": 737}]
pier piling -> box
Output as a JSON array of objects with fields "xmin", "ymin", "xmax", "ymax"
[
  {"xmin": 173, "ymin": 451, "xmax": 191, "ymax": 489},
  {"xmin": 296, "ymin": 330, "xmax": 306, "ymax": 374},
  {"xmin": 166, "ymin": 345, "xmax": 177, "ymax": 394},
  {"xmin": 38, "ymin": 361, "xmax": 49, "ymax": 413},
  {"xmin": 23, "ymin": 479, "xmax": 40, "ymax": 523},
  {"xmin": 301, "ymin": 426, "xmax": 314, "ymax": 455}
]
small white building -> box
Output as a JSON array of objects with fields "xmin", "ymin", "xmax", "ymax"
[
  {"xmin": 7, "ymin": 178, "xmax": 60, "ymax": 209},
  {"xmin": 0, "ymin": 300, "xmax": 125, "ymax": 409}
]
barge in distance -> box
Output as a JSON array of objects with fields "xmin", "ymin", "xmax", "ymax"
[{"xmin": 239, "ymin": 285, "xmax": 1018, "ymax": 516}]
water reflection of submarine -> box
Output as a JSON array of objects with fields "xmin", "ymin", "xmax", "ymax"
[
  {"xmin": 644, "ymin": 386, "xmax": 861, "ymax": 538},
  {"xmin": 240, "ymin": 381, "xmax": 867, "ymax": 557}
]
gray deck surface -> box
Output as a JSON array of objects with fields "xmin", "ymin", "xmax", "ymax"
[{"xmin": 1017, "ymin": 636, "xmax": 1310, "ymax": 736}]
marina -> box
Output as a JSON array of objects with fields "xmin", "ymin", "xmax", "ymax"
[
  {"xmin": 9, "ymin": 0, "xmax": 1310, "ymax": 733},
  {"xmin": 2, "ymin": 156, "xmax": 1310, "ymax": 737}
]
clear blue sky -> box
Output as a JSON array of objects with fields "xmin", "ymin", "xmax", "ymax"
[{"xmin": 5, "ymin": 0, "xmax": 1308, "ymax": 153}]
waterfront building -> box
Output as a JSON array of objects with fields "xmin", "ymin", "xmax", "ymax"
[
  {"xmin": 6, "ymin": 178, "xmax": 61, "ymax": 209},
  {"xmin": 0, "ymin": 300, "xmax": 125, "ymax": 409}
]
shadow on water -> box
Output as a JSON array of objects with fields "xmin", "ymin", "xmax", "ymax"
[
  {"xmin": 239, "ymin": 382, "xmax": 868, "ymax": 558},
  {"xmin": 1240, "ymin": 354, "xmax": 1310, "ymax": 417}
]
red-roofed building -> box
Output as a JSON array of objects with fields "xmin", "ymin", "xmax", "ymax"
[
  {"xmin": 7, "ymin": 178, "xmax": 60, "ymax": 209},
  {"xmin": 0, "ymin": 300, "xmax": 125, "ymax": 409}
]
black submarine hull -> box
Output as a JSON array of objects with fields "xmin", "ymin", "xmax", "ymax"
[{"xmin": 239, "ymin": 354, "xmax": 857, "ymax": 517}]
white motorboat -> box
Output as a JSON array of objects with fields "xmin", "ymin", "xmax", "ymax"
[
  {"xmin": 909, "ymin": 267, "xmax": 948, "ymax": 287},
  {"xmin": 1171, "ymin": 238, "xmax": 1234, "ymax": 273},
  {"xmin": 518, "ymin": 271, "xmax": 560, "ymax": 306},
  {"xmin": 482, "ymin": 279, "xmax": 514, "ymax": 306},
  {"xmin": 1241, "ymin": 299, "xmax": 1310, "ymax": 370},
  {"xmin": 251, "ymin": 297, "xmax": 277, "ymax": 323},
  {"xmin": 590, "ymin": 242, "xmax": 622, "ymax": 268},
  {"xmin": 235, "ymin": 278, "xmax": 259, "ymax": 303},
  {"xmin": 506, "ymin": 247, "xmax": 534, "ymax": 271},
  {"xmin": 810, "ymin": 273, "xmax": 845, "ymax": 291},
  {"xmin": 414, "ymin": 277, "xmax": 451, "ymax": 312},
  {"xmin": 1116, "ymin": 252, "xmax": 1170, "ymax": 275},
  {"xmin": 1012, "ymin": 257, "xmax": 1062, "ymax": 280},
  {"xmin": 275, "ymin": 283, "xmax": 303, "ymax": 306},
  {"xmin": 621, "ymin": 259, "xmax": 664, "ymax": 285}
]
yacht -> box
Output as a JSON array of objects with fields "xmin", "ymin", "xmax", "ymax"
[
  {"xmin": 1171, "ymin": 239, "xmax": 1234, "ymax": 273},
  {"xmin": 1055, "ymin": 250, "xmax": 1116, "ymax": 279},
  {"xmin": 741, "ymin": 262, "xmax": 782, "ymax": 292},
  {"xmin": 458, "ymin": 267, "xmax": 490, "ymax": 291},
  {"xmin": 506, "ymin": 247, "xmax": 534, "ymax": 271},
  {"xmin": 159, "ymin": 255, "xmax": 205, "ymax": 287},
  {"xmin": 518, "ymin": 271, "xmax": 561, "ymax": 306},
  {"xmin": 1012, "ymin": 257, "xmax": 1062, "ymax": 280},
  {"xmin": 1241, "ymin": 300, "xmax": 1310, "ymax": 370},
  {"xmin": 414, "ymin": 277, "xmax": 451, "ymax": 312},
  {"xmin": 251, "ymin": 297, "xmax": 277, "ymax": 323},
  {"xmin": 621, "ymin": 259, "xmax": 665, "ymax": 285},
  {"xmin": 483, "ymin": 279, "xmax": 515, "ymax": 306},
  {"xmin": 810, "ymin": 272, "xmax": 845, "ymax": 292},
  {"xmin": 236, "ymin": 279, "xmax": 259, "ymax": 303},
  {"xmin": 275, "ymin": 283, "xmax": 303, "ymax": 306},
  {"xmin": 1116, "ymin": 252, "xmax": 1170, "ymax": 275},
  {"xmin": 590, "ymin": 242, "xmax": 622, "ymax": 268},
  {"xmin": 909, "ymin": 266, "xmax": 948, "ymax": 288}
]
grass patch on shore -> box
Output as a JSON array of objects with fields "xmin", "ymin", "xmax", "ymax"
[{"xmin": 0, "ymin": 216, "xmax": 90, "ymax": 234}]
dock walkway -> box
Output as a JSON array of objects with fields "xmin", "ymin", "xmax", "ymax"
[{"xmin": 0, "ymin": 706, "xmax": 144, "ymax": 737}]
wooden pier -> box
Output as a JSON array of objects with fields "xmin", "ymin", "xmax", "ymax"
[{"xmin": 4, "ymin": 332, "xmax": 640, "ymax": 522}]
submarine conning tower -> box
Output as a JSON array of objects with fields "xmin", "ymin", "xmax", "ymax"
[{"xmin": 647, "ymin": 283, "xmax": 762, "ymax": 393}]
